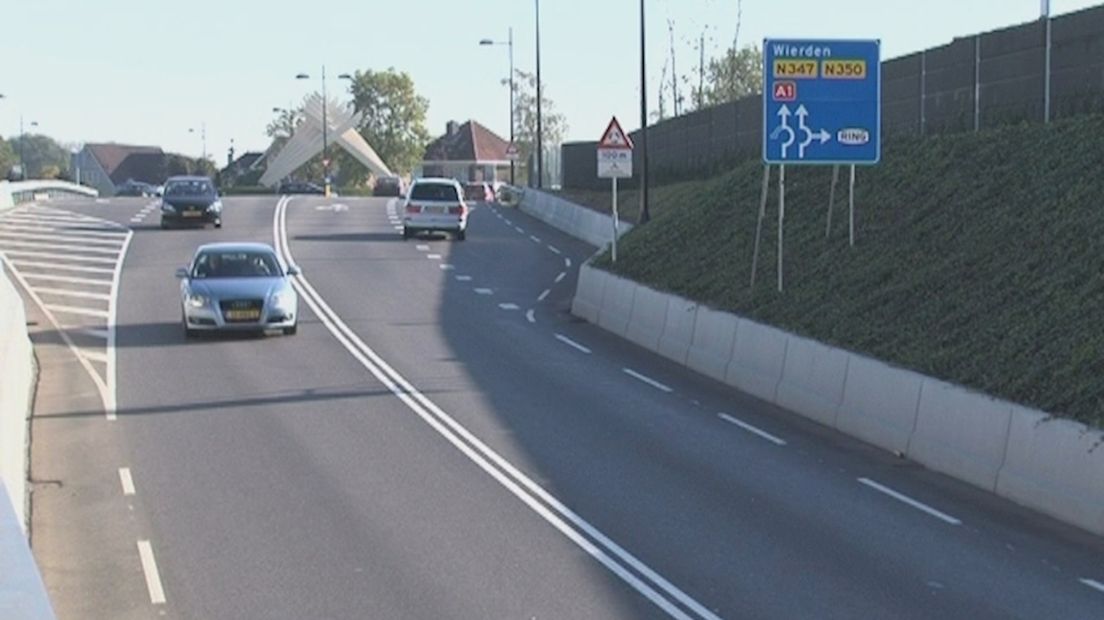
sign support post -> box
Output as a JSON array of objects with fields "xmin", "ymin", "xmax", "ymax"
[
  {"xmin": 826, "ymin": 164, "xmax": 839, "ymax": 238},
  {"xmin": 750, "ymin": 165, "xmax": 770, "ymax": 288},
  {"xmin": 778, "ymin": 164, "xmax": 786, "ymax": 292},
  {"xmin": 596, "ymin": 116, "xmax": 634, "ymax": 261},
  {"xmin": 849, "ymin": 164, "xmax": 856, "ymax": 247}
]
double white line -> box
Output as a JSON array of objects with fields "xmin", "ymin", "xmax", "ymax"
[{"xmin": 273, "ymin": 196, "xmax": 722, "ymax": 620}]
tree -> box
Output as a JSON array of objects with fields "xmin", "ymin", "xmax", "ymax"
[
  {"xmin": 266, "ymin": 107, "xmax": 302, "ymax": 140},
  {"xmin": 503, "ymin": 69, "xmax": 567, "ymax": 178},
  {"xmin": 346, "ymin": 68, "xmax": 431, "ymax": 180},
  {"xmin": 0, "ymin": 138, "xmax": 16, "ymax": 178},
  {"xmin": 9, "ymin": 134, "xmax": 70, "ymax": 179},
  {"xmin": 695, "ymin": 44, "xmax": 763, "ymax": 107}
]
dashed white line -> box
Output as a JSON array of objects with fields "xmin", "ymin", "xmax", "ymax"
[
  {"xmin": 530, "ymin": 235, "xmax": 542, "ymax": 243},
  {"xmin": 136, "ymin": 540, "xmax": 167, "ymax": 604},
  {"xmin": 526, "ymin": 309, "xmax": 536, "ymax": 323},
  {"xmin": 416, "ymin": 244, "xmax": 430, "ymax": 251},
  {"xmin": 394, "ymin": 225, "xmax": 403, "ymax": 230},
  {"xmin": 1079, "ymin": 578, "xmax": 1104, "ymax": 595},
  {"xmin": 498, "ymin": 303, "xmax": 520, "ymax": 311},
  {"xmin": 44, "ymin": 304, "xmax": 110, "ymax": 318},
  {"xmin": 439, "ymin": 264, "xmax": 455, "ymax": 270},
  {"xmin": 514, "ymin": 226, "xmax": 525, "ymax": 234},
  {"xmin": 554, "ymin": 271, "xmax": 567, "ymax": 284},
  {"xmin": 537, "ymin": 289, "xmax": 551, "ymax": 302},
  {"xmin": 455, "ymin": 275, "xmax": 473, "ymax": 282},
  {"xmin": 504, "ymin": 218, "xmax": 513, "ymax": 225},
  {"xmin": 547, "ymin": 245, "xmax": 562, "ymax": 255},
  {"xmin": 565, "ymin": 257, "xmax": 572, "ymax": 268},
  {"xmin": 426, "ymin": 254, "xmax": 442, "ymax": 260},
  {"xmin": 623, "ymin": 368, "xmax": 674, "ymax": 393},
  {"xmin": 82, "ymin": 328, "xmax": 110, "ymax": 339},
  {"xmin": 718, "ymin": 413, "xmax": 787, "ymax": 446},
  {"xmin": 34, "ymin": 287, "xmax": 112, "ymax": 301},
  {"xmin": 857, "ymin": 478, "xmax": 962, "ymax": 525},
  {"xmin": 118, "ymin": 467, "xmax": 136, "ymax": 496},
  {"xmin": 474, "ymin": 288, "xmax": 493, "ymax": 295},
  {"xmin": 555, "ymin": 333, "xmax": 592, "ymax": 354}
]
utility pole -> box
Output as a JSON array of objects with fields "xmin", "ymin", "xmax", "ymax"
[
  {"xmin": 639, "ymin": 0, "xmax": 651, "ymax": 223},
  {"xmin": 535, "ymin": 0, "xmax": 544, "ymax": 189}
]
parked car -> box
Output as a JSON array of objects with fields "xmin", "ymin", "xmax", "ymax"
[
  {"xmin": 160, "ymin": 176, "xmax": 222, "ymax": 229},
  {"xmin": 373, "ymin": 175, "xmax": 405, "ymax": 197},
  {"xmin": 402, "ymin": 178, "xmax": 468, "ymax": 241},
  {"xmin": 463, "ymin": 182, "xmax": 495, "ymax": 203},
  {"xmin": 116, "ymin": 180, "xmax": 155, "ymax": 197},
  {"xmin": 278, "ymin": 181, "xmax": 325, "ymax": 195},
  {"xmin": 176, "ymin": 242, "xmax": 299, "ymax": 337}
]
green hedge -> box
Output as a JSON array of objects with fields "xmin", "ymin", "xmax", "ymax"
[{"xmin": 596, "ymin": 114, "xmax": 1104, "ymax": 428}]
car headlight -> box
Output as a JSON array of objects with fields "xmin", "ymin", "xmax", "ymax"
[
  {"xmin": 186, "ymin": 293, "xmax": 209, "ymax": 308},
  {"xmin": 207, "ymin": 200, "xmax": 222, "ymax": 212},
  {"xmin": 271, "ymin": 291, "xmax": 294, "ymax": 308}
]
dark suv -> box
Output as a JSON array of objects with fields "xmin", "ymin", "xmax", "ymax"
[{"xmin": 160, "ymin": 176, "xmax": 222, "ymax": 229}]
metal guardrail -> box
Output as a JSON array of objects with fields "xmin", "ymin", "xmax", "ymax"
[{"xmin": 0, "ymin": 180, "xmax": 99, "ymax": 210}]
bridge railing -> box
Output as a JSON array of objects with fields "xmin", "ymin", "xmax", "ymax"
[{"xmin": 0, "ymin": 180, "xmax": 99, "ymax": 211}]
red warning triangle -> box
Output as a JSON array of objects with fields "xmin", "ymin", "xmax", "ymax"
[{"xmin": 598, "ymin": 116, "xmax": 634, "ymax": 149}]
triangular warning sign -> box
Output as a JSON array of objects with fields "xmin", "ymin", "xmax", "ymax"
[{"xmin": 598, "ymin": 116, "xmax": 634, "ymax": 149}]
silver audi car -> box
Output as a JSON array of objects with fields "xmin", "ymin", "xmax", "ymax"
[{"xmin": 176, "ymin": 242, "xmax": 300, "ymax": 337}]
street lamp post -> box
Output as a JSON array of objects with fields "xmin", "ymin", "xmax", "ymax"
[
  {"xmin": 480, "ymin": 28, "xmax": 516, "ymax": 185},
  {"xmin": 638, "ymin": 0, "xmax": 651, "ymax": 224},
  {"xmin": 189, "ymin": 123, "xmax": 207, "ymax": 162},
  {"xmin": 534, "ymin": 0, "xmax": 544, "ymax": 189},
  {"xmin": 298, "ymin": 67, "xmax": 353, "ymax": 197},
  {"xmin": 19, "ymin": 116, "xmax": 38, "ymax": 181}
]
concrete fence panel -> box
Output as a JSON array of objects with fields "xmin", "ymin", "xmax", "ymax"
[
  {"xmin": 725, "ymin": 319, "xmax": 789, "ymax": 404},
  {"xmin": 835, "ymin": 354, "xmax": 924, "ymax": 455},
  {"xmin": 596, "ymin": 273, "xmax": 637, "ymax": 337},
  {"xmin": 996, "ymin": 407, "xmax": 1104, "ymax": 536},
  {"xmin": 624, "ymin": 284, "xmax": 670, "ymax": 353},
  {"xmin": 686, "ymin": 307, "xmax": 739, "ymax": 383},
  {"xmin": 774, "ymin": 334, "xmax": 850, "ymax": 427},
  {"xmin": 570, "ymin": 264, "xmax": 607, "ymax": 324},
  {"xmin": 907, "ymin": 378, "xmax": 1014, "ymax": 492},
  {"xmin": 656, "ymin": 296, "xmax": 698, "ymax": 365}
]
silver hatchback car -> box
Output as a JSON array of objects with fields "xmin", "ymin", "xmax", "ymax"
[{"xmin": 176, "ymin": 242, "xmax": 299, "ymax": 337}]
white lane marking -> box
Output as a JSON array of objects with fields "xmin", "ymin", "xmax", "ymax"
[
  {"xmin": 129, "ymin": 218, "xmax": 143, "ymax": 223},
  {"xmin": 0, "ymin": 231, "xmax": 124, "ymax": 246},
  {"xmin": 514, "ymin": 226, "xmax": 525, "ymax": 234},
  {"xmin": 554, "ymin": 271, "xmax": 567, "ymax": 284},
  {"xmin": 474, "ymin": 288, "xmax": 493, "ymax": 295},
  {"xmin": 455, "ymin": 275, "xmax": 472, "ymax": 282},
  {"xmin": 565, "ymin": 257, "xmax": 573, "ymax": 268},
  {"xmin": 0, "ymin": 224, "xmax": 129, "ymax": 239},
  {"xmin": 82, "ymin": 328, "xmax": 110, "ymax": 339},
  {"xmin": 439, "ymin": 264, "xmax": 455, "ymax": 270},
  {"xmin": 96, "ymin": 198, "xmax": 109, "ymax": 204},
  {"xmin": 0, "ymin": 239, "xmax": 121, "ymax": 255},
  {"xmin": 2, "ymin": 249, "xmax": 118, "ymax": 264},
  {"xmin": 555, "ymin": 333, "xmax": 592, "ymax": 354},
  {"xmin": 857, "ymin": 478, "xmax": 962, "ymax": 526},
  {"xmin": 8, "ymin": 260, "xmax": 115, "ymax": 274},
  {"xmin": 547, "ymin": 245, "xmax": 562, "ymax": 255},
  {"xmin": 538, "ymin": 289, "xmax": 551, "ymax": 302},
  {"xmin": 44, "ymin": 304, "xmax": 110, "ymax": 318},
  {"xmin": 118, "ymin": 467, "xmax": 136, "ymax": 496},
  {"xmin": 136, "ymin": 540, "xmax": 167, "ymax": 604},
  {"xmin": 426, "ymin": 254, "xmax": 442, "ymax": 260},
  {"xmin": 718, "ymin": 413, "xmax": 787, "ymax": 446},
  {"xmin": 416, "ymin": 244, "xmax": 430, "ymax": 251},
  {"xmin": 1081, "ymin": 578, "xmax": 1104, "ymax": 594},
  {"xmin": 20, "ymin": 273, "xmax": 112, "ymax": 286},
  {"xmin": 274, "ymin": 197, "xmax": 718, "ymax": 620},
  {"xmin": 394, "ymin": 225, "xmax": 403, "ymax": 230},
  {"xmin": 3, "ymin": 213, "xmax": 103, "ymax": 225},
  {"xmin": 530, "ymin": 235, "xmax": 542, "ymax": 243},
  {"xmin": 623, "ymin": 368, "xmax": 674, "ymax": 393},
  {"xmin": 498, "ymin": 303, "xmax": 520, "ymax": 311},
  {"xmin": 106, "ymin": 230, "xmax": 134, "ymax": 421},
  {"xmin": 82, "ymin": 350, "xmax": 109, "ymax": 364},
  {"xmin": 526, "ymin": 309, "xmax": 536, "ymax": 324},
  {"xmin": 33, "ymin": 287, "xmax": 112, "ymax": 301},
  {"xmin": 503, "ymin": 218, "xmax": 513, "ymax": 225}
]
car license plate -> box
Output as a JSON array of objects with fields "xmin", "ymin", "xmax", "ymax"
[
  {"xmin": 225, "ymin": 309, "xmax": 260, "ymax": 320},
  {"xmin": 183, "ymin": 211, "xmax": 202, "ymax": 217}
]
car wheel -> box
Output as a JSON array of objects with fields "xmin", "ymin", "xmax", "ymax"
[
  {"xmin": 283, "ymin": 324, "xmax": 298, "ymax": 336},
  {"xmin": 214, "ymin": 219, "xmax": 222, "ymax": 229},
  {"xmin": 456, "ymin": 229, "xmax": 466, "ymax": 241}
]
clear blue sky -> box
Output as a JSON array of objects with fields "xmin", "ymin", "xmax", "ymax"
[{"xmin": 2, "ymin": 0, "xmax": 1096, "ymax": 163}]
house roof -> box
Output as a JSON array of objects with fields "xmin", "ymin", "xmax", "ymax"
[
  {"xmin": 222, "ymin": 151, "xmax": 265, "ymax": 175},
  {"xmin": 109, "ymin": 152, "xmax": 166, "ymax": 185},
  {"xmin": 423, "ymin": 120, "xmax": 510, "ymax": 163},
  {"xmin": 84, "ymin": 143, "xmax": 163, "ymax": 178}
]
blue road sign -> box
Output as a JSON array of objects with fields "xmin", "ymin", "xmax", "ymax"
[{"xmin": 762, "ymin": 39, "xmax": 880, "ymax": 165}]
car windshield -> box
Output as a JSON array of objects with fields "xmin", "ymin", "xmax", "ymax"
[
  {"xmin": 410, "ymin": 183, "xmax": 458, "ymax": 201},
  {"xmin": 192, "ymin": 251, "xmax": 281, "ymax": 278},
  {"xmin": 165, "ymin": 180, "xmax": 214, "ymax": 196}
]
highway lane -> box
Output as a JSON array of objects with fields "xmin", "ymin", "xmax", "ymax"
[{"xmin": 25, "ymin": 194, "xmax": 1104, "ymax": 618}]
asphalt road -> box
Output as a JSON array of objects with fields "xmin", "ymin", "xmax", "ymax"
[{"xmin": 19, "ymin": 194, "xmax": 1104, "ymax": 619}]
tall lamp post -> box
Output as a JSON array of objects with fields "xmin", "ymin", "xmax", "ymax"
[
  {"xmin": 189, "ymin": 123, "xmax": 207, "ymax": 162},
  {"xmin": 638, "ymin": 0, "xmax": 651, "ymax": 223},
  {"xmin": 479, "ymin": 28, "xmax": 515, "ymax": 185},
  {"xmin": 297, "ymin": 67, "xmax": 353, "ymax": 197},
  {"xmin": 20, "ymin": 117, "xmax": 39, "ymax": 181},
  {"xmin": 535, "ymin": 0, "xmax": 544, "ymax": 189}
]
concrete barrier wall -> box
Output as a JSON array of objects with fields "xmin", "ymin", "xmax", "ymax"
[
  {"xmin": 569, "ymin": 263, "xmax": 1104, "ymax": 536},
  {"xmin": 518, "ymin": 189, "xmax": 631, "ymax": 248}
]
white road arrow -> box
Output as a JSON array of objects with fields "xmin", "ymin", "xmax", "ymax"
[
  {"xmin": 774, "ymin": 104, "xmax": 797, "ymax": 159},
  {"xmin": 315, "ymin": 203, "xmax": 349, "ymax": 212},
  {"xmin": 795, "ymin": 105, "xmax": 832, "ymax": 158}
]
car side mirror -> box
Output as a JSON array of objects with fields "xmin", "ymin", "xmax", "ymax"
[
  {"xmin": 286, "ymin": 265, "xmax": 301, "ymax": 276},
  {"xmin": 175, "ymin": 267, "xmax": 189, "ymax": 279}
]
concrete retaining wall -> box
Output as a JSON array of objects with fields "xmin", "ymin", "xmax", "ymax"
[
  {"xmin": 570, "ymin": 262, "xmax": 1104, "ymax": 537},
  {"xmin": 518, "ymin": 189, "xmax": 632, "ymax": 248}
]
